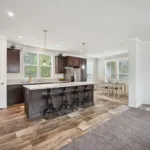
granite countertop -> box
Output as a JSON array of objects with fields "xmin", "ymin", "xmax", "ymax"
[
  {"xmin": 23, "ymin": 82, "xmax": 94, "ymax": 90},
  {"xmin": 7, "ymin": 80, "xmax": 67, "ymax": 85}
]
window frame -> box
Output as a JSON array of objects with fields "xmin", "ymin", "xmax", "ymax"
[
  {"xmin": 118, "ymin": 60, "xmax": 129, "ymax": 81},
  {"xmin": 39, "ymin": 54, "xmax": 52, "ymax": 78},
  {"xmin": 23, "ymin": 52, "xmax": 38, "ymax": 78},
  {"xmin": 23, "ymin": 50, "xmax": 54, "ymax": 79},
  {"xmin": 105, "ymin": 58, "xmax": 128, "ymax": 82}
]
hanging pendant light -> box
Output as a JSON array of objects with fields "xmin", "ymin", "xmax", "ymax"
[
  {"xmin": 82, "ymin": 42, "xmax": 85, "ymax": 69},
  {"xmin": 43, "ymin": 30, "xmax": 47, "ymax": 66}
]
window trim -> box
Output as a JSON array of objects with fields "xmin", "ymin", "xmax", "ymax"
[
  {"xmin": 23, "ymin": 50, "xmax": 54, "ymax": 79},
  {"xmin": 105, "ymin": 58, "xmax": 128, "ymax": 82},
  {"xmin": 39, "ymin": 54, "xmax": 52, "ymax": 78}
]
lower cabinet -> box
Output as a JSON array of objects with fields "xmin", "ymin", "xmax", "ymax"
[{"xmin": 7, "ymin": 85, "xmax": 22, "ymax": 106}]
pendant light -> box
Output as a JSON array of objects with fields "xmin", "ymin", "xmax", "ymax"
[
  {"xmin": 43, "ymin": 30, "xmax": 47, "ymax": 66},
  {"xmin": 82, "ymin": 42, "xmax": 85, "ymax": 69}
]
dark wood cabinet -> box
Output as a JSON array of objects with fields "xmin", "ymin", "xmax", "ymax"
[
  {"xmin": 74, "ymin": 57, "xmax": 80, "ymax": 67},
  {"xmin": 7, "ymin": 85, "xmax": 22, "ymax": 106},
  {"xmin": 7, "ymin": 48, "xmax": 20, "ymax": 73},
  {"xmin": 55, "ymin": 56, "xmax": 66, "ymax": 73},
  {"xmin": 80, "ymin": 58, "xmax": 87, "ymax": 81},
  {"xmin": 66, "ymin": 56, "xmax": 80, "ymax": 67},
  {"xmin": 65, "ymin": 56, "xmax": 87, "ymax": 81},
  {"xmin": 65, "ymin": 56, "xmax": 74, "ymax": 67}
]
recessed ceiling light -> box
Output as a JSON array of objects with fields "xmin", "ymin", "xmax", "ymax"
[
  {"xmin": 18, "ymin": 36, "xmax": 23, "ymax": 39},
  {"xmin": 56, "ymin": 45, "xmax": 59, "ymax": 47},
  {"xmin": 7, "ymin": 11, "xmax": 14, "ymax": 17}
]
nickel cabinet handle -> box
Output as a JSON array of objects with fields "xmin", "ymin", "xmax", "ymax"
[{"xmin": 1, "ymin": 83, "xmax": 4, "ymax": 85}]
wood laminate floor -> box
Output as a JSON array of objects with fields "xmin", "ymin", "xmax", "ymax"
[
  {"xmin": 95, "ymin": 92, "xmax": 128, "ymax": 105},
  {"xmin": 0, "ymin": 97, "xmax": 128, "ymax": 150}
]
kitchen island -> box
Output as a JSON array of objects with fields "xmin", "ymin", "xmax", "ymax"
[{"xmin": 23, "ymin": 82, "xmax": 94, "ymax": 120}]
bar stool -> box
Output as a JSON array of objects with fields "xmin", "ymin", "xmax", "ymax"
[
  {"xmin": 82, "ymin": 85, "xmax": 94, "ymax": 107},
  {"xmin": 59, "ymin": 87, "xmax": 76, "ymax": 113},
  {"xmin": 44, "ymin": 88, "xmax": 63, "ymax": 118},
  {"xmin": 43, "ymin": 89, "xmax": 54, "ymax": 117},
  {"xmin": 75, "ymin": 86, "xmax": 86, "ymax": 107}
]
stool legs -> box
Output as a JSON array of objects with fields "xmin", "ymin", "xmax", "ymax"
[
  {"xmin": 59, "ymin": 94, "xmax": 75, "ymax": 113},
  {"xmin": 44, "ymin": 97, "xmax": 54, "ymax": 117},
  {"xmin": 82, "ymin": 90, "xmax": 94, "ymax": 108}
]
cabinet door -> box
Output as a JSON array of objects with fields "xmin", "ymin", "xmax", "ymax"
[
  {"xmin": 7, "ymin": 49, "xmax": 20, "ymax": 73},
  {"xmin": 7, "ymin": 85, "xmax": 21, "ymax": 106},
  {"xmin": 66, "ymin": 56, "xmax": 74, "ymax": 67},
  {"xmin": 74, "ymin": 58, "xmax": 80, "ymax": 67},
  {"xmin": 55, "ymin": 56, "xmax": 65, "ymax": 73}
]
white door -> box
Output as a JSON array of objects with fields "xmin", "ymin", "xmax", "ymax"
[{"xmin": 0, "ymin": 35, "xmax": 7, "ymax": 108}]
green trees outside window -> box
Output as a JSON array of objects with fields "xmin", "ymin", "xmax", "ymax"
[
  {"xmin": 39, "ymin": 55, "xmax": 51, "ymax": 77},
  {"xmin": 24, "ymin": 52, "xmax": 52, "ymax": 78},
  {"xmin": 24, "ymin": 53, "xmax": 37, "ymax": 77}
]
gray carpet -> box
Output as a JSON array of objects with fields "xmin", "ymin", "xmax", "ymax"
[{"xmin": 61, "ymin": 108, "xmax": 150, "ymax": 150}]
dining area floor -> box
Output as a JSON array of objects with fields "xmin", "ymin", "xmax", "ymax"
[
  {"xmin": 0, "ymin": 97, "xmax": 128, "ymax": 150},
  {"xmin": 95, "ymin": 81, "xmax": 128, "ymax": 105},
  {"xmin": 95, "ymin": 93, "xmax": 128, "ymax": 105}
]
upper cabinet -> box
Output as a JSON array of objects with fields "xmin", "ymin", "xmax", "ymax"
[
  {"xmin": 74, "ymin": 57, "xmax": 80, "ymax": 67},
  {"xmin": 7, "ymin": 48, "xmax": 20, "ymax": 73},
  {"xmin": 55, "ymin": 55, "xmax": 87, "ymax": 80},
  {"xmin": 65, "ymin": 56, "xmax": 74, "ymax": 67},
  {"xmin": 65, "ymin": 56, "xmax": 80, "ymax": 68},
  {"xmin": 55, "ymin": 56, "xmax": 66, "ymax": 73}
]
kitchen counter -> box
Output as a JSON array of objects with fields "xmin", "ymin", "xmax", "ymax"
[
  {"xmin": 7, "ymin": 80, "xmax": 67, "ymax": 85},
  {"xmin": 23, "ymin": 82, "xmax": 94, "ymax": 120},
  {"xmin": 23, "ymin": 81, "xmax": 94, "ymax": 90}
]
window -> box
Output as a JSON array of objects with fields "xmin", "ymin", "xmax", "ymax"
[
  {"xmin": 118, "ymin": 60, "xmax": 128, "ymax": 81},
  {"xmin": 106, "ymin": 61, "xmax": 116, "ymax": 81},
  {"xmin": 24, "ymin": 52, "xmax": 52, "ymax": 78},
  {"xmin": 105, "ymin": 59, "xmax": 128, "ymax": 82},
  {"xmin": 39, "ymin": 54, "xmax": 51, "ymax": 77},
  {"xmin": 24, "ymin": 52, "xmax": 37, "ymax": 77}
]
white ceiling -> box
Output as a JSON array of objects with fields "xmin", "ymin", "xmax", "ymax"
[{"xmin": 0, "ymin": 0, "xmax": 150, "ymax": 58}]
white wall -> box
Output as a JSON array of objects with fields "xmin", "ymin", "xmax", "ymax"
[
  {"xmin": 128, "ymin": 37, "xmax": 150, "ymax": 107},
  {"xmin": 128, "ymin": 38, "xmax": 142, "ymax": 107},
  {"xmin": 97, "ymin": 58, "xmax": 105, "ymax": 81},
  {"xmin": 141, "ymin": 41, "xmax": 150, "ymax": 105},
  {"xmin": 7, "ymin": 43, "xmax": 62, "ymax": 80},
  {"xmin": 0, "ymin": 35, "xmax": 7, "ymax": 108},
  {"xmin": 7, "ymin": 43, "xmax": 97, "ymax": 81},
  {"xmin": 87, "ymin": 59, "xmax": 97, "ymax": 82}
]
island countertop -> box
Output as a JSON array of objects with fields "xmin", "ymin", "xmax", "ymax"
[{"xmin": 23, "ymin": 81, "xmax": 94, "ymax": 90}]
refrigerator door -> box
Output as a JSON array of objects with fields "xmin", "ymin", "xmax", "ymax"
[{"xmin": 74, "ymin": 69, "xmax": 81, "ymax": 82}]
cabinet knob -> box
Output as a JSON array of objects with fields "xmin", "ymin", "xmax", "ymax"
[{"xmin": 1, "ymin": 83, "xmax": 4, "ymax": 85}]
